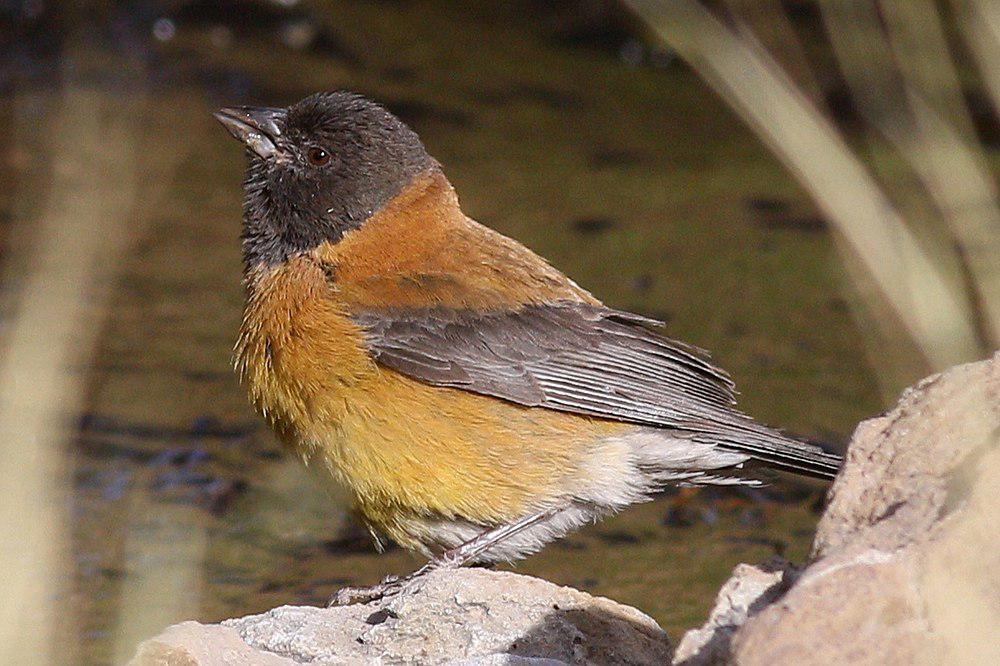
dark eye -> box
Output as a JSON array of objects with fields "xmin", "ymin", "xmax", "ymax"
[{"xmin": 306, "ymin": 147, "xmax": 331, "ymax": 167}]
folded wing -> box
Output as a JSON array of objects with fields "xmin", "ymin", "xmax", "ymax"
[{"xmin": 353, "ymin": 301, "xmax": 841, "ymax": 479}]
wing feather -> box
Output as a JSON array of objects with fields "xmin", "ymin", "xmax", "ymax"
[{"xmin": 353, "ymin": 301, "xmax": 840, "ymax": 479}]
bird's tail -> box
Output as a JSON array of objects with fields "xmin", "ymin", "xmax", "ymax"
[{"xmin": 699, "ymin": 414, "xmax": 843, "ymax": 480}]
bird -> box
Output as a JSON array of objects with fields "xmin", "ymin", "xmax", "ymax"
[{"xmin": 214, "ymin": 91, "xmax": 841, "ymax": 604}]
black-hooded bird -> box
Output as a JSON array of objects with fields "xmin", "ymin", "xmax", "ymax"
[{"xmin": 215, "ymin": 91, "xmax": 840, "ymax": 603}]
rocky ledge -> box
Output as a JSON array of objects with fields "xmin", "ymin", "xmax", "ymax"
[
  {"xmin": 128, "ymin": 568, "xmax": 671, "ymax": 665},
  {"xmin": 130, "ymin": 354, "xmax": 999, "ymax": 665}
]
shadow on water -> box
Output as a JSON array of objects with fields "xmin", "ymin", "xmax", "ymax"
[{"xmin": 0, "ymin": 1, "xmax": 889, "ymax": 663}]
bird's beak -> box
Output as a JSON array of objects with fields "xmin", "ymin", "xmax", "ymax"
[{"xmin": 214, "ymin": 106, "xmax": 286, "ymax": 160}]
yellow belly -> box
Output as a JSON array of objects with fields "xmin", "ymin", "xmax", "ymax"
[{"xmin": 299, "ymin": 371, "xmax": 618, "ymax": 543}]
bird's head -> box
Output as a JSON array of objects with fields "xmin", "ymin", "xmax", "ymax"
[{"xmin": 215, "ymin": 91, "xmax": 435, "ymax": 268}]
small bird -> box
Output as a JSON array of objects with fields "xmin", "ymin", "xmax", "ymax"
[{"xmin": 215, "ymin": 92, "xmax": 841, "ymax": 604}]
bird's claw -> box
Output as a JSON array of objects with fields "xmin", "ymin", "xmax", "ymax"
[
  {"xmin": 327, "ymin": 557, "xmax": 463, "ymax": 606},
  {"xmin": 328, "ymin": 574, "xmax": 404, "ymax": 606}
]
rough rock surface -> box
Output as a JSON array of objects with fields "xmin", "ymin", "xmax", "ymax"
[
  {"xmin": 675, "ymin": 353, "xmax": 1000, "ymax": 665},
  {"xmin": 128, "ymin": 568, "xmax": 671, "ymax": 665},
  {"xmin": 671, "ymin": 558, "xmax": 798, "ymax": 664},
  {"xmin": 128, "ymin": 621, "xmax": 297, "ymax": 665}
]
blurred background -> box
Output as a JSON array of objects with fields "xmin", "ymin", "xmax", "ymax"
[{"xmin": 0, "ymin": 0, "xmax": 996, "ymax": 663}]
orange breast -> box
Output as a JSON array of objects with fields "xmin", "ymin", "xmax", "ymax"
[{"xmin": 236, "ymin": 256, "xmax": 623, "ymax": 549}]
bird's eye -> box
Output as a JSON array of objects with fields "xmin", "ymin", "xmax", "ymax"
[{"xmin": 306, "ymin": 147, "xmax": 331, "ymax": 167}]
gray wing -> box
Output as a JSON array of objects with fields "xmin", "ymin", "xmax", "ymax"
[{"xmin": 353, "ymin": 302, "xmax": 840, "ymax": 479}]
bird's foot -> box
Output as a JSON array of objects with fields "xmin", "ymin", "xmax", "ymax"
[
  {"xmin": 327, "ymin": 559, "xmax": 457, "ymax": 607},
  {"xmin": 328, "ymin": 574, "xmax": 403, "ymax": 606}
]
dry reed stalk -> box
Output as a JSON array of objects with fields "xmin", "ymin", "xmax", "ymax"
[{"xmin": 626, "ymin": 0, "xmax": 984, "ymax": 372}]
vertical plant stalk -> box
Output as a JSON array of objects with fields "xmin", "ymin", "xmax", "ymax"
[
  {"xmin": 0, "ymin": 85, "xmax": 140, "ymax": 664},
  {"xmin": 954, "ymin": 0, "xmax": 1000, "ymax": 115},
  {"xmin": 625, "ymin": 0, "xmax": 983, "ymax": 369},
  {"xmin": 881, "ymin": 0, "xmax": 977, "ymax": 139},
  {"xmin": 820, "ymin": 0, "xmax": 1000, "ymax": 346},
  {"xmin": 722, "ymin": 0, "xmax": 826, "ymax": 105}
]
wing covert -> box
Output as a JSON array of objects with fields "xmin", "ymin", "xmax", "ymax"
[{"xmin": 352, "ymin": 302, "xmax": 738, "ymax": 424}]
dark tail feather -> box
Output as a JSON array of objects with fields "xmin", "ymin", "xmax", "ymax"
[{"xmin": 704, "ymin": 416, "xmax": 843, "ymax": 480}]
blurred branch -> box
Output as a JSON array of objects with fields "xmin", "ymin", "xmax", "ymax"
[
  {"xmin": 954, "ymin": 0, "xmax": 1000, "ymax": 115},
  {"xmin": 722, "ymin": 0, "xmax": 825, "ymax": 105},
  {"xmin": 0, "ymin": 84, "xmax": 139, "ymax": 664},
  {"xmin": 625, "ymin": 0, "xmax": 984, "ymax": 369},
  {"xmin": 0, "ymin": 4, "xmax": 200, "ymax": 658},
  {"xmin": 881, "ymin": 0, "xmax": 977, "ymax": 139},
  {"xmin": 820, "ymin": 0, "xmax": 1000, "ymax": 347}
]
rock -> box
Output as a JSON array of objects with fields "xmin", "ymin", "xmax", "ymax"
[
  {"xmin": 127, "ymin": 621, "xmax": 296, "ymax": 665},
  {"xmin": 671, "ymin": 558, "xmax": 798, "ymax": 665},
  {"xmin": 676, "ymin": 353, "xmax": 1000, "ymax": 665},
  {"xmin": 128, "ymin": 568, "xmax": 671, "ymax": 665}
]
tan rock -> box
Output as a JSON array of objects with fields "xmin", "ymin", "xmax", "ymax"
[
  {"xmin": 129, "ymin": 568, "xmax": 671, "ymax": 665},
  {"xmin": 128, "ymin": 621, "xmax": 296, "ymax": 666},
  {"xmin": 672, "ymin": 558, "xmax": 798, "ymax": 665},
  {"xmin": 680, "ymin": 353, "xmax": 1000, "ymax": 665}
]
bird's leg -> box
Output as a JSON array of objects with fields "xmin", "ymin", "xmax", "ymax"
[{"xmin": 328, "ymin": 505, "xmax": 564, "ymax": 606}]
